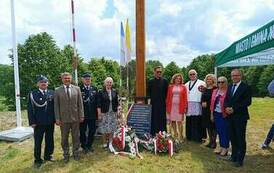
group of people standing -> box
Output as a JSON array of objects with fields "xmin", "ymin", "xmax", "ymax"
[
  {"xmin": 28, "ymin": 67, "xmax": 252, "ymax": 168},
  {"xmin": 28, "ymin": 72, "xmax": 118, "ymax": 168},
  {"xmin": 148, "ymin": 66, "xmax": 252, "ymax": 167}
]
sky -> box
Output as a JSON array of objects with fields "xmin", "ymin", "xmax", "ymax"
[{"xmin": 0, "ymin": 0, "xmax": 274, "ymax": 67}]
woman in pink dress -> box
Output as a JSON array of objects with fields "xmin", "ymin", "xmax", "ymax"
[{"xmin": 166, "ymin": 74, "xmax": 188, "ymax": 140}]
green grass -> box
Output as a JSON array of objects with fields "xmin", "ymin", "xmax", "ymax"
[{"xmin": 0, "ymin": 98, "xmax": 273, "ymax": 173}]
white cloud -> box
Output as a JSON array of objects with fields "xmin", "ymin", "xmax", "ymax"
[
  {"xmin": 147, "ymin": 36, "xmax": 201, "ymax": 67},
  {"xmin": 0, "ymin": 0, "xmax": 273, "ymax": 68},
  {"xmin": 159, "ymin": 0, "xmax": 183, "ymax": 17}
]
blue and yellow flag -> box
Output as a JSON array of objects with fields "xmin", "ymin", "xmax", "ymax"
[{"xmin": 125, "ymin": 19, "xmax": 131, "ymax": 63}]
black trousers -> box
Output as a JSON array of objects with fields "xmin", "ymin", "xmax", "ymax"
[
  {"xmin": 264, "ymin": 124, "xmax": 274, "ymax": 145},
  {"xmin": 80, "ymin": 119, "xmax": 96, "ymax": 150},
  {"xmin": 228, "ymin": 118, "xmax": 247, "ymax": 164},
  {"xmin": 34, "ymin": 124, "xmax": 54, "ymax": 163},
  {"xmin": 186, "ymin": 116, "xmax": 202, "ymax": 142}
]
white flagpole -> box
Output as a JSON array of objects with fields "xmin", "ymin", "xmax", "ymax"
[
  {"xmin": 10, "ymin": 0, "xmax": 22, "ymax": 127},
  {"xmin": 126, "ymin": 62, "xmax": 129, "ymax": 96},
  {"xmin": 120, "ymin": 68, "xmax": 122, "ymax": 87}
]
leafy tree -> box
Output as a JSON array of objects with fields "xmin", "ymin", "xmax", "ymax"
[
  {"xmin": 187, "ymin": 54, "xmax": 214, "ymax": 81},
  {"xmin": 61, "ymin": 44, "xmax": 88, "ymax": 83},
  {"xmin": 243, "ymin": 66, "xmax": 264, "ymax": 96},
  {"xmin": 100, "ymin": 57, "xmax": 120, "ymax": 89},
  {"xmin": 181, "ymin": 67, "xmax": 188, "ymax": 83},
  {"xmin": 218, "ymin": 67, "xmax": 233, "ymax": 83},
  {"xmin": 146, "ymin": 60, "xmax": 163, "ymax": 82},
  {"xmin": 163, "ymin": 61, "xmax": 181, "ymax": 83},
  {"xmin": 88, "ymin": 58, "xmax": 107, "ymax": 89},
  {"xmin": 120, "ymin": 60, "xmax": 136, "ymax": 98},
  {"xmin": 87, "ymin": 58, "xmax": 120, "ymax": 91},
  {"xmin": 257, "ymin": 65, "xmax": 274, "ymax": 96},
  {"xmin": 4, "ymin": 32, "xmax": 79, "ymax": 110},
  {"xmin": 0, "ymin": 64, "xmax": 14, "ymax": 110},
  {"xmin": 0, "ymin": 64, "xmax": 13, "ymax": 96}
]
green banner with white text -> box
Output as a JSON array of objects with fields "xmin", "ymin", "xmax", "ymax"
[{"xmin": 215, "ymin": 20, "xmax": 274, "ymax": 67}]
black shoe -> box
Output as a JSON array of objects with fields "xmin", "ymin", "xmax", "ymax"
[
  {"xmin": 234, "ymin": 162, "xmax": 243, "ymax": 167},
  {"xmin": 88, "ymin": 147, "xmax": 94, "ymax": 152},
  {"xmin": 33, "ymin": 160, "xmax": 43, "ymax": 169},
  {"xmin": 210, "ymin": 143, "xmax": 217, "ymax": 149},
  {"xmin": 261, "ymin": 143, "xmax": 268, "ymax": 149},
  {"xmin": 83, "ymin": 149, "xmax": 89, "ymax": 154},
  {"xmin": 33, "ymin": 162, "xmax": 42, "ymax": 169},
  {"xmin": 205, "ymin": 143, "xmax": 212, "ymax": 148},
  {"xmin": 63, "ymin": 157, "xmax": 69, "ymax": 163},
  {"xmin": 225, "ymin": 156, "xmax": 236, "ymax": 162},
  {"xmin": 44, "ymin": 156, "xmax": 55, "ymax": 162}
]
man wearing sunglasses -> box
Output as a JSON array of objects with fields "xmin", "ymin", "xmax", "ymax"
[
  {"xmin": 147, "ymin": 66, "xmax": 169, "ymax": 136},
  {"xmin": 185, "ymin": 69, "xmax": 206, "ymax": 143}
]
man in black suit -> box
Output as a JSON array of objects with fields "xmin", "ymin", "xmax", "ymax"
[
  {"xmin": 27, "ymin": 75, "xmax": 55, "ymax": 168},
  {"xmin": 224, "ymin": 69, "xmax": 252, "ymax": 167},
  {"xmin": 79, "ymin": 73, "xmax": 98, "ymax": 153}
]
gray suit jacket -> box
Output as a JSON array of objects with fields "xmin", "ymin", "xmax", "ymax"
[{"xmin": 54, "ymin": 85, "xmax": 84, "ymax": 123}]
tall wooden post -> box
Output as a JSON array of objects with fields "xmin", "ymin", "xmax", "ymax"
[{"xmin": 136, "ymin": 0, "xmax": 146, "ymax": 102}]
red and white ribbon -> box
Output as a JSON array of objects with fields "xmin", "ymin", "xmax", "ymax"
[
  {"xmin": 153, "ymin": 139, "xmax": 157, "ymax": 155},
  {"xmin": 168, "ymin": 139, "xmax": 174, "ymax": 157},
  {"xmin": 121, "ymin": 126, "xmax": 126, "ymax": 150}
]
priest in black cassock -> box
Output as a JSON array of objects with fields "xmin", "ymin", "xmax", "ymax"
[{"xmin": 147, "ymin": 66, "xmax": 169, "ymax": 136}]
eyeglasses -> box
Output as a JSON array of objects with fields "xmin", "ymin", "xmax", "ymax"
[
  {"xmin": 217, "ymin": 81, "xmax": 225, "ymax": 84},
  {"xmin": 156, "ymin": 71, "xmax": 162, "ymax": 74},
  {"xmin": 39, "ymin": 81, "xmax": 48, "ymax": 83},
  {"xmin": 189, "ymin": 73, "xmax": 196, "ymax": 76}
]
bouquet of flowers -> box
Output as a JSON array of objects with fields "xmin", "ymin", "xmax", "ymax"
[
  {"xmin": 139, "ymin": 131, "xmax": 183, "ymax": 157},
  {"xmin": 155, "ymin": 131, "xmax": 171, "ymax": 153},
  {"xmin": 109, "ymin": 126, "xmax": 142, "ymax": 159},
  {"xmin": 110, "ymin": 128, "xmax": 182, "ymax": 158}
]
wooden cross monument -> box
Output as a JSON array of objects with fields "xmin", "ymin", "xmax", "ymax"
[{"xmin": 135, "ymin": 0, "xmax": 146, "ymax": 103}]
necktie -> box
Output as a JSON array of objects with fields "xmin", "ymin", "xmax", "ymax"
[
  {"xmin": 231, "ymin": 84, "xmax": 236, "ymax": 96},
  {"xmin": 43, "ymin": 90, "xmax": 46, "ymax": 95},
  {"xmin": 66, "ymin": 86, "xmax": 70, "ymax": 98}
]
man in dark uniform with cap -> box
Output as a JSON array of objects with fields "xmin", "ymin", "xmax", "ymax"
[
  {"xmin": 27, "ymin": 75, "xmax": 55, "ymax": 168},
  {"xmin": 80, "ymin": 73, "xmax": 98, "ymax": 153}
]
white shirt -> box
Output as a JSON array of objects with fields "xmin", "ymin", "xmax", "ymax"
[
  {"xmin": 214, "ymin": 90, "xmax": 223, "ymax": 113},
  {"xmin": 232, "ymin": 81, "xmax": 241, "ymax": 95},
  {"xmin": 39, "ymin": 88, "xmax": 47, "ymax": 95},
  {"xmin": 84, "ymin": 85, "xmax": 90, "ymax": 90},
  {"xmin": 185, "ymin": 79, "xmax": 206, "ymax": 102},
  {"xmin": 63, "ymin": 84, "xmax": 72, "ymax": 97}
]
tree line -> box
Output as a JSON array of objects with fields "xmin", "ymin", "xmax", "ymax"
[{"xmin": 0, "ymin": 32, "xmax": 273, "ymax": 110}]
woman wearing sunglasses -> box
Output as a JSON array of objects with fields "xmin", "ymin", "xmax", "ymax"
[{"xmin": 210, "ymin": 76, "xmax": 229, "ymax": 156}]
